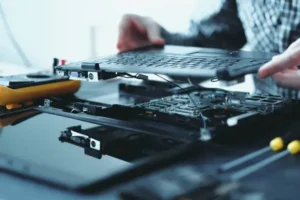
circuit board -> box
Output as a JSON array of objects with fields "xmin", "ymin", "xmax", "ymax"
[
  {"xmin": 38, "ymin": 87, "xmax": 298, "ymax": 142},
  {"xmin": 131, "ymin": 90, "xmax": 292, "ymax": 128}
]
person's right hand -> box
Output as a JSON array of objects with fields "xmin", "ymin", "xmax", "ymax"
[{"xmin": 117, "ymin": 14, "xmax": 165, "ymax": 52}]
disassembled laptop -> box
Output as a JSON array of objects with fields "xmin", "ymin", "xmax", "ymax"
[{"xmin": 1, "ymin": 46, "xmax": 299, "ymax": 199}]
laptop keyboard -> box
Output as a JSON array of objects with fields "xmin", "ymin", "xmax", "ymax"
[{"xmin": 98, "ymin": 53, "xmax": 267, "ymax": 70}]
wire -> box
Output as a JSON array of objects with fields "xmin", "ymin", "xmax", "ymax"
[
  {"xmin": 0, "ymin": 3, "xmax": 32, "ymax": 68},
  {"xmin": 120, "ymin": 73, "xmax": 145, "ymax": 80},
  {"xmin": 187, "ymin": 77, "xmax": 193, "ymax": 85},
  {"xmin": 155, "ymin": 74, "xmax": 207, "ymax": 129}
]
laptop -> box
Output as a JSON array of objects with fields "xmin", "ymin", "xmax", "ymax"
[
  {"xmin": 1, "ymin": 72, "xmax": 300, "ymax": 199},
  {"xmin": 55, "ymin": 45, "xmax": 275, "ymax": 81}
]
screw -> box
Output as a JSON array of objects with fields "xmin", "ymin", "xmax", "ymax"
[
  {"xmin": 91, "ymin": 140, "xmax": 96, "ymax": 147},
  {"xmin": 89, "ymin": 73, "xmax": 94, "ymax": 80}
]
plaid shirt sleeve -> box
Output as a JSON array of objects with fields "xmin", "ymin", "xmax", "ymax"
[
  {"xmin": 237, "ymin": 0, "xmax": 300, "ymax": 99},
  {"xmin": 160, "ymin": 0, "xmax": 247, "ymax": 50},
  {"xmin": 161, "ymin": 0, "xmax": 300, "ymax": 99}
]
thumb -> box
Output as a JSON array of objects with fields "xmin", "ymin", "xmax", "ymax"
[
  {"xmin": 150, "ymin": 37, "xmax": 165, "ymax": 45},
  {"xmin": 148, "ymin": 31, "xmax": 164, "ymax": 44},
  {"xmin": 144, "ymin": 22, "xmax": 164, "ymax": 45}
]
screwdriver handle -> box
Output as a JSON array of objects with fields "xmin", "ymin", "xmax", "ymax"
[
  {"xmin": 287, "ymin": 140, "xmax": 300, "ymax": 155},
  {"xmin": 270, "ymin": 123, "xmax": 300, "ymax": 152},
  {"xmin": 269, "ymin": 137, "xmax": 284, "ymax": 151}
]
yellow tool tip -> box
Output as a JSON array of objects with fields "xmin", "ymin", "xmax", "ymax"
[
  {"xmin": 287, "ymin": 140, "xmax": 300, "ymax": 155},
  {"xmin": 6, "ymin": 103, "xmax": 22, "ymax": 110},
  {"xmin": 270, "ymin": 137, "xmax": 284, "ymax": 151}
]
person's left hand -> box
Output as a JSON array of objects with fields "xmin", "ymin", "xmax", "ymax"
[{"xmin": 258, "ymin": 38, "xmax": 300, "ymax": 89}]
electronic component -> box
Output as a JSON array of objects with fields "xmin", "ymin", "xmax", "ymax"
[
  {"xmin": 55, "ymin": 45, "xmax": 272, "ymax": 81},
  {"xmin": 131, "ymin": 90, "xmax": 292, "ymax": 129},
  {"xmin": 59, "ymin": 125, "xmax": 185, "ymax": 161},
  {"xmin": 42, "ymin": 96, "xmax": 110, "ymax": 116},
  {"xmin": 58, "ymin": 70, "xmax": 119, "ymax": 82},
  {"xmin": 119, "ymin": 80, "xmax": 175, "ymax": 99},
  {"xmin": 59, "ymin": 125, "xmax": 102, "ymax": 159},
  {"xmin": 37, "ymin": 87, "xmax": 299, "ymax": 143}
]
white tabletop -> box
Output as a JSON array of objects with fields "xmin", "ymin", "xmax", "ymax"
[{"xmin": 0, "ymin": 62, "xmax": 51, "ymax": 76}]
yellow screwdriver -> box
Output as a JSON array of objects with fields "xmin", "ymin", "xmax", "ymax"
[
  {"xmin": 219, "ymin": 123, "xmax": 300, "ymax": 172},
  {"xmin": 230, "ymin": 140, "xmax": 300, "ymax": 181}
]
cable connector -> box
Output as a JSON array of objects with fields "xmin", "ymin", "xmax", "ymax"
[
  {"xmin": 135, "ymin": 74, "xmax": 148, "ymax": 80},
  {"xmin": 200, "ymin": 128, "xmax": 211, "ymax": 141}
]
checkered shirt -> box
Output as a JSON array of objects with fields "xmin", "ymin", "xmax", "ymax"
[{"xmin": 161, "ymin": 0, "xmax": 300, "ymax": 99}]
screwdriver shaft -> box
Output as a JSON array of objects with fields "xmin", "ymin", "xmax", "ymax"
[
  {"xmin": 219, "ymin": 147, "xmax": 270, "ymax": 172},
  {"xmin": 230, "ymin": 150, "xmax": 289, "ymax": 181}
]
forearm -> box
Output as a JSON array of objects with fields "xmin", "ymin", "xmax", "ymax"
[
  {"xmin": 160, "ymin": 0, "xmax": 247, "ymax": 50},
  {"xmin": 160, "ymin": 27, "xmax": 204, "ymax": 47}
]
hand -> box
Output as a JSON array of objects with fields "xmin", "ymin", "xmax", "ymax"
[
  {"xmin": 117, "ymin": 14, "xmax": 165, "ymax": 52},
  {"xmin": 258, "ymin": 38, "xmax": 300, "ymax": 89}
]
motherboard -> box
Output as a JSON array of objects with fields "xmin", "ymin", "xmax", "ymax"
[
  {"xmin": 130, "ymin": 89, "xmax": 294, "ymax": 130},
  {"xmin": 38, "ymin": 86, "xmax": 299, "ymax": 143}
]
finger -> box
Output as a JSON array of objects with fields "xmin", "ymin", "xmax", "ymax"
[
  {"xmin": 118, "ymin": 14, "xmax": 147, "ymax": 39},
  {"xmin": 290, "ymin": 66, "xmax": 298, "ymax": 70},
  {"xmin": 117, "ymin": 42, "xmax": 123, "ymax": 50},
  {"xmin": 273, "ymin": 70, "xmax": 300, "ymax": 89},
  {"xmin": 117, "ymin": 21, "xmax": 131, "ymax": 50},
  {"xmin": 118, "ymin": 19, "xmax": 139, "ymax": 50},
  {"xmin": 119, "ymin": 37, "xmax": 151, "ymax": 52},
  {"xmin": 142, "ymin": 19, "xmax": 165, "ymax": 44},
  {"xmin": 274, "ymin": 56, "xmax": 298, "ymax": 70},
  {"xmin": 118, "ymin": 15, "xmax": 131, "ymax": 39},
  {"xmin": 118, "ymin": 15, "xmax": 149, "ymax": 50},
  {"xmin": 279, "ymin": 68, "xmax": 298, "ymax": 73},
  {"xmin": 287, "ymin": 38, "xmax": 300, "ymax": 51},
  {"xmin": 131, "ymin": 18, "xmax": 147, "ymax": 35},
  {"xmin": 258, "ymin": 47, "xmax": 300, "ymax": 78}
]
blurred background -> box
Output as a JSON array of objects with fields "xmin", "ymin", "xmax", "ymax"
[{"xmin": 0, "ymin": 0, "xmax": 221, "ymax": 69}]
